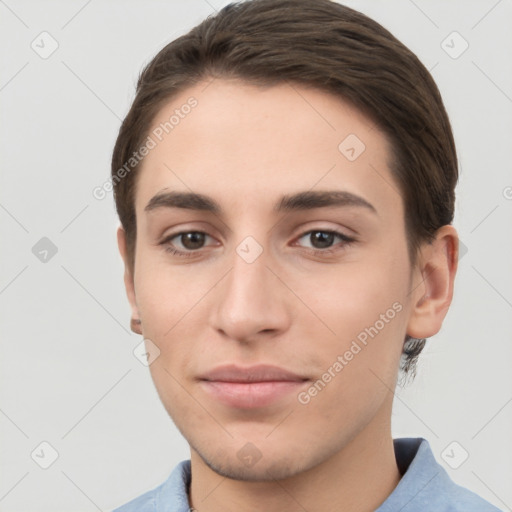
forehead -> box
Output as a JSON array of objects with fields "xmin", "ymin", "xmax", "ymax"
[{"xmin": 134, "ymin": 79, "xmax": 401, "ymax": 220}]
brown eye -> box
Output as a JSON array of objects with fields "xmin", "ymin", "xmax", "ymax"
[
  {"xmin": 179, "ymin": 232, "xmax": 206, "ymax": 250},
  {"xmin": 160, "ymin": 231, "xmax": 215, "ymax": 257},
  {"xmin": 309, "ymin": 231, "xmax": 335, "ymax": 249},
  {"xmin": 296, "ymin": 230, "xmax": 353, "ymax": 251}
]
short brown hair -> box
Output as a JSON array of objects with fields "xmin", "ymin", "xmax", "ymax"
[{"xmin": 111, "ymin": 0, "xmax": 458, "ymax": 377}]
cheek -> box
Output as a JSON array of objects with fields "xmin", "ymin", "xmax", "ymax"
[
  {"xmin": 298, "ymin": 256, "xmax": 408, "ymax": 342},
  {"xmin": 293, "ymin": 253, "xmax": 409, "ymax": 401},
  {"xmin": 133, "ymin": 254, "xmax": 207, "ymax": 337},
  {"xmin": 132, "ymin": 255, "xmax": 222, "ymax": 391},
  {"xmin": 296, "ymin": 295, "xmax": 405, "ymax": 435}
]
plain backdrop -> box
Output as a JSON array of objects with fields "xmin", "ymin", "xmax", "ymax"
[{"xmin": 1, "ymin": 0, "xmax": 511, "ymax": 511}]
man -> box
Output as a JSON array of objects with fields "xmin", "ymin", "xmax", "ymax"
[{"xmin": 111, "ymin": 0, "xmax": 501, "ymax": 510}]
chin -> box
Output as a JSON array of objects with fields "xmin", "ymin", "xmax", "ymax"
[
  {"xmin": 202, "ymin": 452, "xmax": 306, "ymax": 482},
  {"xmin": 189, "ymin": 436, "xmax": 329, "ymax": 482}
]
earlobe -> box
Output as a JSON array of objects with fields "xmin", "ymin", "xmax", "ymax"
[
  {"xmin": 406, "ymin": 225, "xmax": 459, "ymax": 340},
  {"xmin": 117, "ymin": 226, "xmax": 142, "ymax": 335},
  {"xmin": 130, "ymin": 318, "xmax": 142, "ymax": 334}
]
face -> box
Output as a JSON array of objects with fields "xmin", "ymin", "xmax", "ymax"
[{"xmin": 121, "ymin": 79, "xmax": 427, "ymax": 481}]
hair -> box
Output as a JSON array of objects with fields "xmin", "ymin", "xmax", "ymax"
[{"xmin": 111, "ymin": 0, "xmax": 458, "ymax": 377}]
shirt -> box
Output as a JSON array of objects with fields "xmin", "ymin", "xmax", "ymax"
[{"xmin": 112, "ymin": 437, "xmax": 502, "ymax": 511}]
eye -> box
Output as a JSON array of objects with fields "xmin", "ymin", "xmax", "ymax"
[
  {"xmin": 295, "ymin": 229, "xmax": 355, "ymax": 253},
  {"xmin": 160, "ymin": 231, "xmax": 216, "ymax": 257}
]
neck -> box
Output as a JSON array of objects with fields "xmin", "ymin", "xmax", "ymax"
[{"xmin": 188, "ymin": 398, "xmax": 401, "ymax": 512}]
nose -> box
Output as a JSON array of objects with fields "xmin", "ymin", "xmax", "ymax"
[{"xmin": 209, "ymin": 241, "xmax": 291, "ymax": 343}]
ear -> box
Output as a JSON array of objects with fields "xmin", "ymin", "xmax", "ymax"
[
  {"xmin": 117, "ymin": 226, "xmax": 142, "ymax": 335},
  {"xmin": 406, "ymin": 225, "xmax": 459, "ymax": 339}
]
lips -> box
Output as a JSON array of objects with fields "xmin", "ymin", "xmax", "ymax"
[
  {"xmin": 198, "ymin": 364, "xmax": 309, "ymax": 409},
  {"xmin": 199, "ymin": 364, "xmax": 308, "ymax": 383}
]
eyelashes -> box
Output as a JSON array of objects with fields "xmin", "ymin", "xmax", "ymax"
[
  {"xmin": 295, "ymin": 230, "xmax": 355, "ymax": 252},
  {"xmin": 161, "ymin": 231, "xmax": 215, "ymax": 258},
  {"xmin": 159, "ymin": 229, "xmax": 356, "ymax": 259}
]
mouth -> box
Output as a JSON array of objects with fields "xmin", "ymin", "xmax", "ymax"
[{"xmin": 198, "ymin": 364, "xmax": 310, "ymax": 409}]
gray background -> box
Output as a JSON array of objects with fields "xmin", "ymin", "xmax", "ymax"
[{"xmin": 1, "ymin": 0, "xmax": 511, "ymax": 510}]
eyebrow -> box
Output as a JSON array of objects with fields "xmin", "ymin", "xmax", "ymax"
[{"xmin": 144, "ymin": 189, "xmax": 377, "ymax": 215}]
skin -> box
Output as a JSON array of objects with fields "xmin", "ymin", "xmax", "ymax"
[{"xmin": 118, "ymin": 79, "xmax": 458, "ymax": 512}]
